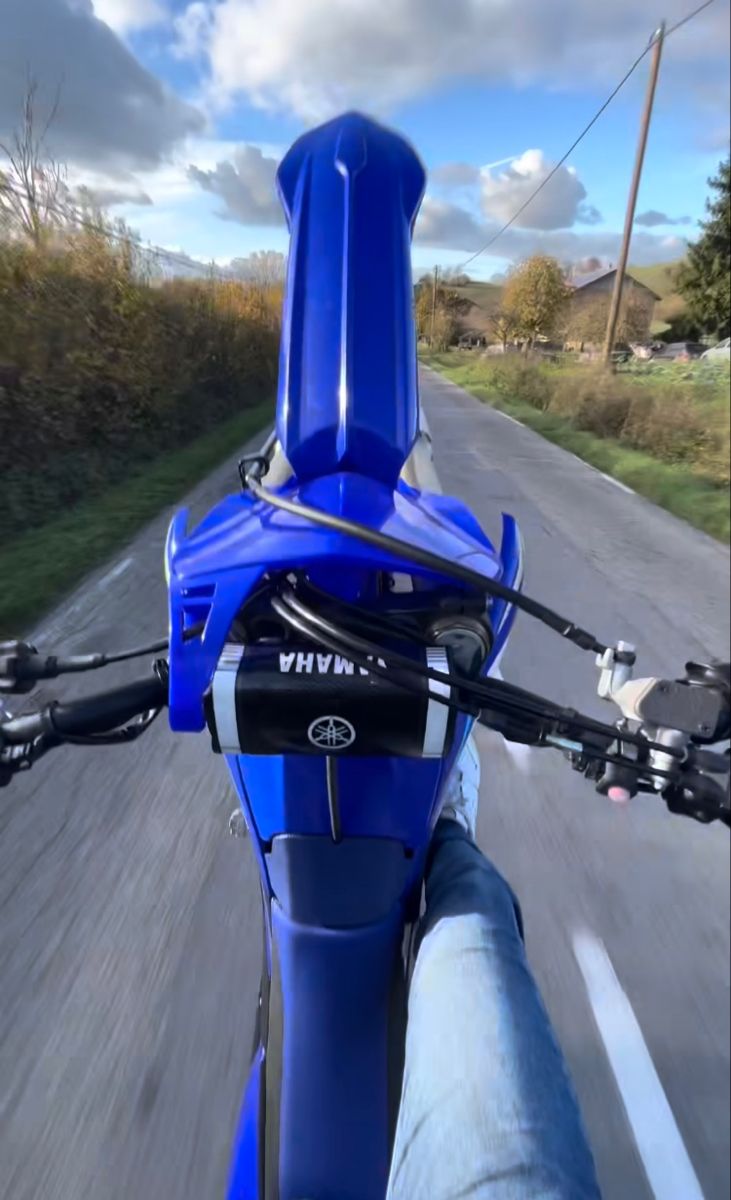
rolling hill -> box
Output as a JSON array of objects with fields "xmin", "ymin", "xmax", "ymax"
[
  {"xmin": 628, "ymin": 260, "xmax": 687, "ymax": 333},
  {"xmin": 449, "ymin": 260, "xmax": 687, "ymax": 338}
]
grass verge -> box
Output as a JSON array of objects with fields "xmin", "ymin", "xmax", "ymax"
[
  {"xmin": 422, "ymin": 353, "xmax": 730, "ymax": 543},
  {"xmin": 0, "ymin": 402, "xmax": 272, "ymax": 635}
]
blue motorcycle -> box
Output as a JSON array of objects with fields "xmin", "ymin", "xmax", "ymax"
[{"xmin": 1, "ymin": 113, "xmax": 728, "ymax": 1200}]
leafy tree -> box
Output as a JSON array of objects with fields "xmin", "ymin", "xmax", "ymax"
[
  {"xmin": 658, "ymin": 312, "xmax": 705, "ymax": 343},
  {"xmin": 414, "ymin": 279, "xmax": 434, "ymax": 340},
  {"xmin": 679, "ymin": 158, "xmax": 730, "ymax": 339},
  {"xmin": 413, "ymin": 274, "xmax": 471, "ymax": 343},
  {"xmin": 502, "ymin": 255, "xmax": 570, "ymax": 347},
  {"xmin": 431, "ymin": 307, "xmax": 459, "ymax": 350}
]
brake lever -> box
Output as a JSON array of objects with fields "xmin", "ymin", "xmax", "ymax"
[
  {"xmin": 0, "ymin": 641, "xmax": 42, "ymax": 695},
  {"xmin": 0, "ymin": 731, "xmax": 58, "ymax": 786}
]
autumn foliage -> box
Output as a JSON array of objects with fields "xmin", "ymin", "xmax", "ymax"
[{"xmin": 0, "ymin": 229, "xmax": 280, "ymax": 541}]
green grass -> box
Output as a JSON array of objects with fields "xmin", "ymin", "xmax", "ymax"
[
  {"xmin": 422, "ymin": 352, "xmax": 730, "ymax": 542},
  {"xmin": 0, "ymin": 402, "xmax": 272, "ymax": 635}
]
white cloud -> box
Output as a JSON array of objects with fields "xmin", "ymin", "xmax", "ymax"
[
  {"xmin": 635, "ymin": 210, "xmax": 691, "ymax": 227},
  {"xmin": 416, "ymin": 197, "xmax": 484, "ymax": 251},
  {"xmin": 76, "ymin": 182, "xmax": 153, "ymax": 207},
  {"xmin": 428, "ymin": 148, "xmax": 603, "ymax": 236},
  {"xmin": 175, "ymin": 0, "xmax": 730, "ymax": 121},
  {"xmin": 188, "ymin": 143, "xmax": 282, "ymax": 224},
  {"xmin": 414, "ymin": 195, "xmax": 686, "ymax": 267},
  {"xmin": 93, "ymin": 0, "xmax": 167, "ymax": 34},
  {"xmin": 172, "ymin": 1, "xmax": 213, "ymax": 59},
  {"xmin": 67, "ymin": 135, "xmax": 283, "ymax": 219},
  {"xmin": 480, "ymin": 149, "xmax": 601, "ymax": 230},
  {"xmin": 1, "ymin": 0, "xmax": 202, "ymax": 170}
]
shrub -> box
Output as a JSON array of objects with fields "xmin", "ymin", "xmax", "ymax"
[
  {"xmin": 549, "ymin": 369, "xmax": 633, "ymax": 437},
  {"xmin": 423, "ymin": 349, "xmax": 730, "ymax": 488},
  {"xmin": 475, "ymin": 357, "xmax": 554, "ymax": 411},
  {"xmin": 622, "ymin": 388, "xmax": 728, "ymax": 480}
]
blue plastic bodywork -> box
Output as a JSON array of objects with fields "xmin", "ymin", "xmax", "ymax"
[
  {"xmin": 164, "ymin": 113, "xmax": 523, "ymax": 1199},
  {"xmin": 166, "ymin": 473, "xmax": 514, "ymax": 733},
  {"xmin": 275, "ymin": 113, "xmax": 425, "ymax": 487}
]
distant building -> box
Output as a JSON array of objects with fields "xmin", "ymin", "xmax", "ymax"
[{"xmin": 567, "ymin": 267, "xmax": 661, "ymax": 346}]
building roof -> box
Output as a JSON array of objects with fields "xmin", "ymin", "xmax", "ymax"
[{"xmin": 570, "ymin": 267, "xmax": 661, "ymax": 301}]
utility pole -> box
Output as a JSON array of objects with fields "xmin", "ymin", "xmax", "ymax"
[
  {"xmin": 602, "ymin": 23, "xmax": 665, "ymax": 366},
  {"xmin": 430, "ymin": 265, "xmax": 439, "ymax": 346}
]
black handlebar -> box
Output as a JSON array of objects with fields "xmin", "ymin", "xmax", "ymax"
[
  {"xmin": 1, "ymin": 673, "xmax": 167, "ymax": 745},
  {"xmin": 0, "ymin": 670, "xmax": 168, "ymax": 787},
  {"xmin": 1, "ymin": 645, "xmax": 728, "ymax": 826}
]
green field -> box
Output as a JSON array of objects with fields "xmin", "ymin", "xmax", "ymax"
[
  {"xmin": 629, "ymin": 260, "xmax": 687, "ymax": 333},
  {"xmin": 422, "ymin": 350, "xmax": 730, "ymax": 541},
  {"xmin": 451, "ymin": 280, "xmax": 503, "ymax": 323},
  {"xmin": 0, "ymin": 403, "xmax": 272, "ymax": 635}
]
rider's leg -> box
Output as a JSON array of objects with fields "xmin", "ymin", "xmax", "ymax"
[{"xmin": 387, "ymin": 740, "xmax": 601, "ymax": 1200}]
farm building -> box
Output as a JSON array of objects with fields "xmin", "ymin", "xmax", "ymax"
[
  {"xmin": 566, "ymin": 267, "xmax": 661, "ymax": 347},
  {"xmin": 430, "ymin": 267, "xmax": 662, "ymax": 350}
]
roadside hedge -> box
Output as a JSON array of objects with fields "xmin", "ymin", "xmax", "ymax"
[{"xmin": 0, "ymin": 232, "xmax": 281, "ymax": 542}]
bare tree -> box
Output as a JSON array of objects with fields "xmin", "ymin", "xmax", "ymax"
[
  {"xmin": 228, "ymin": 250, "xmax": 286, "ymax": 286},
  {"xmin": 489, "ymin": 308, "xmax": 519, "ymax": 351},
  {"xmin": 0, "ymin": 75, "xmax": 70, "ymax": 246}
]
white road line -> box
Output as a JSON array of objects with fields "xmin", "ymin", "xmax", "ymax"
[
  {"xmin": 573, "ymin": 930, "xmax": 704, "ymax": 1200},
  {"xmin": 600, "ymin": 472, "xmax": 636, "ymax": 496},
  {"xmin": 97, "ymin": 556, "xmax": 133, "ymax": 589},
  {"xmin": 31, "ymin": 557, "xmax": 133, "ymax": 642},
  {"xmin": 568, "ymin": 452, "xmax": 637, "ymax": 497},
  {"xmin": 498, "ymin": 411, "xmax": 524, "ymax": 428}
]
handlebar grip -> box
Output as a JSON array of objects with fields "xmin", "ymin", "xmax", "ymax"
[
  {"xmin": 52, "ymin": 676, "xmax": 167, "ymax": 736},
  {"xmin": 1, "ymin": 674, "xmax": 167, "ymax": 744}
]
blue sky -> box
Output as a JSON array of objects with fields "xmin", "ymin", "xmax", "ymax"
[{"xmin": 3, "ymin": 0, "xmax": 729, "ymax": 279}]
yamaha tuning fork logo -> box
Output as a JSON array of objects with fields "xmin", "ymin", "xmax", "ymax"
[{"xmin": 307, "ymin": 715, "xmax": 357, "ymax": 750}]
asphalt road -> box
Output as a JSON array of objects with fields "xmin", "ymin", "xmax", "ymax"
[{"xmin": 1, "ymin": 368, "xmax": 729, "ymax": 1200}]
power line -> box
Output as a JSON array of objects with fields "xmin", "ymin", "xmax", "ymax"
[
  {"xmin": 457, "ymin": 47, "xmax": 651, "ymax": 270},
  {"xmin": 666, "ymin": 0, "xmax": 718, "ymax": 36},
  {"xmin": 0, "ymin": 179, "xmax": 222, "ymax": 277},
  {"xmin": 456, "ymin": 0, "xmax": 719, "ymax": 270}
]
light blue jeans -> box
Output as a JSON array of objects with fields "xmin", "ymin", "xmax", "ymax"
[{"xmin": 387, "ymin": 819, "xmax": 601, "ymax": 1200}]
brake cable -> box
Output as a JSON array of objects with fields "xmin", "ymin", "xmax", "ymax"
[
  {"xmin": 1, "ymin": 623, "xmax": 204, "ymax": 690},
  {"xmin": 270, "ymin": 595, "xmax": 679, "ymax": 786},
  {"xmin": 271, "ymin": 592, "xmax": 681, "ymax": 781},
  {"xmin": 246, "ymin": 474, "xmax": 619, "ymax": 658},
  {"xmin": 7, "ymin": 459, "xmax": 619, "ymax": 687},
  {"xmin": 274, "ymin": 588, "xmax": 681, "ymax": 758}
]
